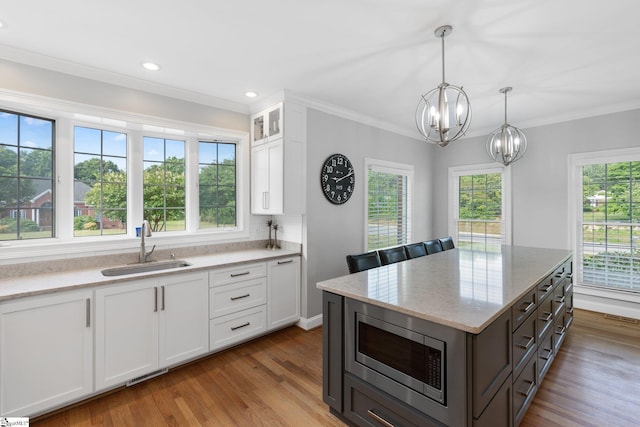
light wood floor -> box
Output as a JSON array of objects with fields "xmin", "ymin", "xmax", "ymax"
[{"xmin": 34, "ymin": 309, "xmax": 640, "ymax": 427}]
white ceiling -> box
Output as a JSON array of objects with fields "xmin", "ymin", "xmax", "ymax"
[{"xmin": 1, "ymin": 0, "xmax": 640, "ymax": 140}]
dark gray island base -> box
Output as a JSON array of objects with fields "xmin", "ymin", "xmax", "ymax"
[{"xmin": 318, "ymin": 246, "xmax": 573, "ymax": 427}]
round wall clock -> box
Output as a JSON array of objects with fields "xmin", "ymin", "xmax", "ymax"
[{"xmin": 321, "ymin": 153, "xmax": 355, "ymax": 204}]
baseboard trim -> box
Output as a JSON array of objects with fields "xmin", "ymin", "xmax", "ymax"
[{"xmin": 297, "ymin": 314, "xmax": 323, "ymax": 330}]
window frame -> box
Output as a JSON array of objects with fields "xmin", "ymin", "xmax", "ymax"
[
  {"xmin": 0, "ymin": 89, "xmax": 249, "ymax": 261},
  {"xmin": 364, "ymin": 158, "xmax": 414, "ymax": 251},
  {"xmin": 568, "ymin": 147, "xmax": 640, "ymax": 302},
  {"xmin": 448, "ymin": 163, "xmax": 512, "ymax": 247}
]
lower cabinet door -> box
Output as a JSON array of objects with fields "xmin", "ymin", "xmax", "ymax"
[
  {"xmin": 210, "ymin": 305, "xmax": 267, "ymax": 351},
  {"xmin": 267, "ymin": 257, "xmax": 300, "ymax": 330},
  {"xmin": 0, "ymin": 290, "xmax": 93, "ymax": 417},
  {"xmin": 513, "ymin": 354, "xmax": 538, "ymax": 426},
  {"xmin": 95, "ymin": 279, "xmax": 159, "ymax": 390}
]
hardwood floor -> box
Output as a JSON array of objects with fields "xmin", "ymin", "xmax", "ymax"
[{"xmin": 33, "ymin": 309, "xmax": 639, "ymax": 427}]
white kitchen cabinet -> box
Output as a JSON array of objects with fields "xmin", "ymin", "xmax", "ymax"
[
  {"xmin": 267, "ymin": 256, "xmax": 300, "ymax": 330},
  {"xmin": 95, "ymin": 271, "xmax": 208, "ymax": 390},
  {"xmin": 0, "ymin": 289, "xmax": 93, "ymax": 417},
  {"xmin": 250, "ymin": 101, "xmax": 304, "ymax": 216},
  {"xmin": 251, "ymin": 139, "xmax": 284, "ymax": 215}
]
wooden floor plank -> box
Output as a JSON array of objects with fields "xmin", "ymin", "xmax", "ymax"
[{"xmin": 33, "ymin": 309, "xmax": 639, "ymax": 426}]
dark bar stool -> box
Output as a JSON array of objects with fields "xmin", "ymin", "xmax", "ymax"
[
  {"xmin": 439, "ymin": 236, "xmax": 455, "ymax": 251},
  {"xmin": 346, "ymin": 251, "xmax": 381, "ymax": 274},
  {"xmin": 404, "ymin": 243, "xmax": 427, "ymax": 259},
  {"xmin": 378, "ymin": 246, "xmax": 408, "ymax": 266},
  {"xmin": 424, "ymin": 239, "xmax": 443, "ymax": 255}
]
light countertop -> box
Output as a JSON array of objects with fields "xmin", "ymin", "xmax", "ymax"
[
  {"xmin": 0, "ymin": 248, "xmax": 300, "ymax": 302},
  {"xmin": 316, "ymin": 245, "xmax": 572, "ymax": 334}
]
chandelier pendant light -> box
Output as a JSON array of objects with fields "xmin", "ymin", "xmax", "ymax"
[
  {"xmin": 486, "ymin": 87, "xmax": 527, "ymax": 166},
  {"xmin": 415, "ymin": 25, "xmax": 471, "ymax": 147}
]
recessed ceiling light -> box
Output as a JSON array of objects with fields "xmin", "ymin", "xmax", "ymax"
[
  {"xmin": 245, "ymin": 91, "xmax": 258, "ymax": 98},
  {"xmin": 142, "ymin": 62, "xmax": 161, "ymax": 71}
]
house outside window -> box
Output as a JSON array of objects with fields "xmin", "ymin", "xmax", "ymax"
[
  {"xmin": 365, "ymin": 159, "xmax": 413, "ymax": 251},
  {"xmin": 570, "ymin": 148, "xmax": 640, "ymax": 293},
  {"xmin": 0, "ymin": 111, "xmax": 55, "ymax": 241},
  {"xmin": 74, "ymin": 126, "xmax": 127, "ymax": 236},
  {"xmin": 449, "ymin": 164, "xmax": 511, "ymax": 250}
]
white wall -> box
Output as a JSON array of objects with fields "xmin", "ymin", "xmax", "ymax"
[{"xmin": 303, "ymin": 109, "xmax": 435, "ymax": 318}]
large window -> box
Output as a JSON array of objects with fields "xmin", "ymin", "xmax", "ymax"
[
  {"xmin": 74, "ymin": 126, "xmax": 127, "ymax": 236},
  {"xmin": 449, "ymin": 164, "xmax": 510, "ymax": 250},
  {"xmin": 366, "ymin": 159, "xmax": 413, "ymax": 250},
  {"xmin": 198, "ymin": 141, "xmax": 236, "ymax": 228},
  {"xmin": 572, "ymin": 151, "xmax": 640, "ymax": 292},
  {"xmin": 0, "ymin": 111, "xmax": 54, "ymax": 240},
  {"xmin": 143, "ymin": 137, "xmax": 185, "ymax": 232}
]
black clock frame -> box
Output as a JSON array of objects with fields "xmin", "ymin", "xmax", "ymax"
[{"xmin": 321, "ymin": 153, "xmax": 355, "ymax": 204}]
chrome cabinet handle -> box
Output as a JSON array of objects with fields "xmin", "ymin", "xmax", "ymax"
[
  {"xmin": 555, "ymin": 325, "xmax": 567, "ymax": 336},
  {"xmin": 520, "ymin": 301, "xmax": 535, "ymax": 313},
  {"xmin": 540, "ymin": 312, "xmax": 553, "ymax": 322},
  {"xmin": 230, "ymin": 271, "xmax": 250, "ymax": 278},
  {"xmin": 154, "ymin": 287, "xmax": 158, "ymax": 312},
  {"xmin": 540, "ymin": 347, "xmax": 553, "ymax": 361},
  {"xmin": 86, "ymin": 298, "xmax": 91, "ymax": 328},
  {"xmin": 277, "ymin": 259, "xmax": 294, "ymax": 265},
  {"xmin": 230, "ymin": 293, "xmax": 250, "ymax": 301},
  {"xmin": 367, "ymin": 410, "xmax": 395, "ymax": 427},
  {"xmin": 518, "ymin": 335, "xmax": 535, "ymax": 350},
  {"xmin": 161, "ymin": 286, "xmax": 165, "ymax": 311},
  {"xmin": 518, "ymin": 380, "xmax": 535, "ymax": 397},
  {"xmin": 231, "ymin": 322, "xmax": 251, "ymax": 331}
]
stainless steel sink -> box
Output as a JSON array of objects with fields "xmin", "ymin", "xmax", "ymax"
[{"xmin": 101, "ymin": 260, "xmax": 191, "ymax": 276}]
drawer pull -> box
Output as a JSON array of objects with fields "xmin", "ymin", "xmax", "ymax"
[
  {"xmin": 518, "ymin": 380, "xmax": 535, "ymax": 397},
  {"xmin": 540, "ymin": 312, "xmax": 553, "ymax": 322},
  {"xmin": 230, "ymin": 293, "xmax": 251, "ymax": 301},
  {"xmin": 154, "ymin": 287, "xmax": 158, "ymax": 312},
  {"xmin": 540, "ymin": 347, "xmax": 553, "ymax": 360},
  {"xmin": 520, "ymin": 301, "xmax": 535, "ymax": 313},
  {"xmin": 518, "ymin": 335, "xmax": 535, "ymax": 350},
  {"xmin": 556, "ymin": 296, "xmax": 566, "ymax": 304},
  {"xmin": 541, "ymin": 284, "xmax": 553, "ymax": 293},
  {"xmin": 367, "ymin": 409, "xmax": 396, "ymax": 427},
  {"xmin": 277, "ymin": 259, "xmax": 294, "ymax": 265},
  {"xmin": 230, "ymin": 271, "xmax": 251, "ymax": 278},
  {"xmin": 231, "ymin": 322, "xmax": 251, "ymax": 331},
  {"xmin": 568, "ymin": 307, "xmax": 574, "ymax": 314},
  {"xmin": 555, "ymin": 325, "xmax": 567, "ymax": 336},
  {"xmin": 86, "ymin": 298, "xmax": 91, "ymax": 328}
]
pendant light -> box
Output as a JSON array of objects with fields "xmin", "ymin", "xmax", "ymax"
[
  {"xmin": 415, "ymin": 25, "xmax": 471, "ymax": 147},
  {"xmin": 486, "ymin": 87, "xmax": 527, "ymax": 166}
]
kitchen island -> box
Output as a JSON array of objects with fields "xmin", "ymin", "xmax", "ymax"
[{"xmin": 317, "ymin": 245, "xmax": 573, "ymax": 427}]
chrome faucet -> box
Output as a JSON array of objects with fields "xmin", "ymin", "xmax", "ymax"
[{"xmin": 139, "ymin": 220, "xmax": 156, "ymax": 263}]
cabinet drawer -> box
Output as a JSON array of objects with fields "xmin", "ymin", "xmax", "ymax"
[
  {"xmin": 537, "ymin": 275, "xmax": 554, "ymax": 303},
  {"xmin": 513, "ymin": 353, "xmax": 537, "ymax": 426},
  {"xmin": 537, "ymin": 296, "xmax": 554, "ymax": 340},
  {"xmin": 210, "ymin": 305, "xmax": 266, "ymax": 351},
  {"xmin": 512, "ymin": 288, "xmax": 536, "ymax": 331},
  {"xmin": 344, "ymin": 374, "xmax": 442, "ymax": 427},
  {"xmin": 210, "ymin": 277, "xmax": 266, "ymax": 319},
  {"xmin": 513, "ymin": 311, "xmax": 536, "ymax": 379},
  {"xmin": 553, "ymin": 314, "xmax": 568, "ymax": 353},
  {"xmin": 210, "ymin": 262, "xmax": 267, "ymax": 286},
  {"xmin": 537, "ymin": 329, "xmax": 554, "ymax": 381}
]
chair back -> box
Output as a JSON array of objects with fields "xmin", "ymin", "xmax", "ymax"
[
  {"xmin": 424, "ymin": 239, "xmax": 443, "ymax": 255},
  {"xmin": 439, "ymin": 236, "xmax": 455, "ymax": 251},
  {"xmin": 346, "ymin": 251, "xmax": 381, "ymax": 274},
  {"xmin": 404, "ymin": 243, "xmax": 427, "ymax": 259},
  {"xmin": 378, "ymin": 246, "xmax": 408, "ymax": 266}
]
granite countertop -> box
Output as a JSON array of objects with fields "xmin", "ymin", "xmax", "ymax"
[
  {"xmin": 0, "ymin": 248, "xmax": 300, "ymax": 302},
  {"xmin": 316, "ymin": 245, "xmax": 572, "ymax": 334}
]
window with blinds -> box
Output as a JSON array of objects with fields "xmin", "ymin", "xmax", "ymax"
[
  {"xmin": 581, "ymin": 160, "xmax": 640, "ymax": 292},
  {"xmin": 366, "ymin": 159, "xmax": 413, "ymax": 251}
]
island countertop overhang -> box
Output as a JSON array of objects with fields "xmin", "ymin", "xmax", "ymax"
[{"xmin": 317, "ymin": 245, "xmax": 573, "ymax": 334}]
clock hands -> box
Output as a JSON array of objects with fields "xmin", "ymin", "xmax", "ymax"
[{"xmin": 332, "ymin": 172, "xmax": 353, "ymax": 183}]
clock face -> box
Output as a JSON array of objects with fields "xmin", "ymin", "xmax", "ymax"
[{"xmin": 321, "ymin": 154, "xmax": 355, "ymax": 204}]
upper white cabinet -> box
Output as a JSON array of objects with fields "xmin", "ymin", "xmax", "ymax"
[
  {"xmin": 250, "ymin": 101, "xmax": 305, "ymax": 215},
  {"xmin": 95, "ymin": 271, "xmax": 208, "ymax": 390},
  {"xmin": 0, "ymin": 290, "xmax": 93, "ymax": 417}
]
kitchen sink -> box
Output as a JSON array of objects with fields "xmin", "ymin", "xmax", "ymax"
[{"xmin": 101, "ymin": 260, "xmax": 191, "ymax": 276}]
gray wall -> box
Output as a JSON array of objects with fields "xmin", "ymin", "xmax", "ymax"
[
  {"xmin": 432, "ymin": 109, "xmax": 640, "ymax": 249},
  {"xmin": 304, "ymin": 109, "xmax": 435, "ymax": 318}
]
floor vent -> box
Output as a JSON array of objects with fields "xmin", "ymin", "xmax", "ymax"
[
  {"xmin": 604, "ymin": 313, "xmax": 639, "ymax": 324},
  {"xmin": 126, "ymin": 368, "xmax": 169, "ymax": 387}
]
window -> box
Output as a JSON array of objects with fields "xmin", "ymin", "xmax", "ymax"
[
  {"xmin": 198, "ymin": 141, "xmax": 236, "ymax": 229},
  {"xmin": 570, "ymin": 149, "xmax": 640, "ymax": 293},
  {"xmin": 74, "ymin": 126, "xmax": 127, "ymax": 236},
  {"xmin": 143, "ymin": 137, "xmax": 185, "ymax": 232},
  {"xmin": 366, "ymin": 159, "xmax": 413, "ymax": 250},
  {"xmin": 0, "ymin": 111, "xmax": 55, "ymax": 241},
  {"xmin": 449, "ymin": 164, "xmax": 511, "ymax": 250}
]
